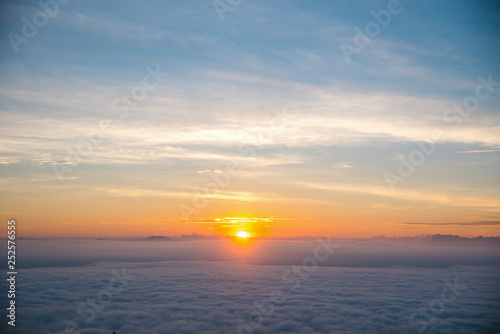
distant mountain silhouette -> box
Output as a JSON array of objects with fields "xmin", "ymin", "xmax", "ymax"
[
  {"xmin": 138, "ymin": 233, "xmax": 500, "ymax": 246},
  {"xmin": 144, "ymin": 235, "xmax": 174, "ymax": 242},
  {"xmin": 141, "ymin": 233, "xmax": 225, "ymax": 241},
  {"xmin": 429, "ymin": 234, "xmax": 500, "ymax": 247}
]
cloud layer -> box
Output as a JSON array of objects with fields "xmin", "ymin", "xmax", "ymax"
[
  {"xmin": 1, "ymin": 257, "xmax": 499, "ymax": 333},
  {"xmin": 1, "ymin": 239, "xmax": 499, "ymax": 333},
  {"xmin": 13, "ymin": 239, "xmax": 500, "ymax": 269}
]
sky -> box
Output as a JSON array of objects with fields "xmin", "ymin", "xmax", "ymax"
[{"xmin": 0, "ymin": 0, "xmax": 499, "ymax": 238}]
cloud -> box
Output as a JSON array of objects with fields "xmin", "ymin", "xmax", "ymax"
[
  {"xmin": 291, "ymin": 180, "xmax": 500, "ymax": 209},
  {"xmin": 457, "ymin": 150, "xmax": 500, "ymax": 153},
  {"xmin": 197, "ymin": 169, "xmax": 223, "ymax": 174},
  {"xmin": 332, "ymin": 162, "xmax": 354, "ymax": 168},
  {"xmin": 1, "ymin": 84, "xmax": 499, "ymax": 172},
  {"xmin": 183, "ymin": 217, "xmax": 274, "ymax": 224},
  {"xmin": 3, "ymin": 241, "xmax": 500, "ymax": 334},
  {"xmin": 401, "ymin": 221, "xmax": 500, "ymax": 226}
]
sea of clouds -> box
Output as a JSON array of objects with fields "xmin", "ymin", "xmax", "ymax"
[{"xmin": 1, "ymin": 239, "xmax": 499, "ymax": 333}]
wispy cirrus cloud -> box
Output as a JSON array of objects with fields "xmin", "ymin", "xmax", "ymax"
[
  {"xmin": 290, "ymin": 180, "xmax": 500, "ymax": 209},
  {"xmin": 457, "ymin": 149, "xmax": 500, "ymax": 153},
  {"xmin": 401, "ymin": 221, "xmax": 500, "ymax": 226},
  {"xmin": 332, "ymin": 162, "xmax": 354, "ymax": 168}
]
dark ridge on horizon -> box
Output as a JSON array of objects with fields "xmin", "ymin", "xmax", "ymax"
[
  {"xmin": 134, "ymin": 233, "xmax": 500, "ymax": 246},
  {"xmin": 429, "ymin": 234, "xmax": 500, "ymax": 247},
  {"xmin": 144, "ymin": 235, "xmax": 176, "ymax": 242},
  {"xmin": 3, "ymin": 234, "xmax": 499, "ymax": 246},
  {"xmin": 143, "ymin": 233, "xmax": 225, "ymax": 241}
]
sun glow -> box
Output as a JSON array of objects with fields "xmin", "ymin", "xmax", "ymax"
[{"xmin": 235, "ymin": 231, "xmax": 252, "ymax": 238}]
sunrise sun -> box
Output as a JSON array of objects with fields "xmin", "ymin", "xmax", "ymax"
[{"xmin": 235, "ymin": 231, "xmax": 252, "ymax": 238}]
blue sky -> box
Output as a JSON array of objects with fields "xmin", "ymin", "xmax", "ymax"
[{"xmin": 0, "ymin": 0, "xmax": 499, "ymax": 238}]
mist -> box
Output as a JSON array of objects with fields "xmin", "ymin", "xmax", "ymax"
[{"xmin": 14, "ymin": 238, "xmax": 500, "ymax": 269}]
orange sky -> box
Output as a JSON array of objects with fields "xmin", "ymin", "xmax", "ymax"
[{"xmin": 1, "ymin": 182, "xmax": 499, "ymax": 238}]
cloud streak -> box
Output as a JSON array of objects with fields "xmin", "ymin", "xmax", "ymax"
[{"xmin": 402, "ymin": 221, "xmax": 500, "ymax": 226}]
